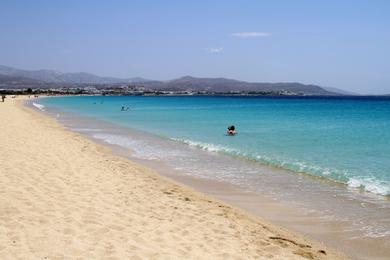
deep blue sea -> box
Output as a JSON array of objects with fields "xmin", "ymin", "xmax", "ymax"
[{"xmin": 37, "ymin": 95, "xmax": 390, "ymax": 196}]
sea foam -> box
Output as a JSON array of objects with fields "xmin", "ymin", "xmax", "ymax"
[
  {"xmin": 171, "ymin": 137, "xmax": 390, "ymax": 196},
  {"xmin": 170, "ymin": 137, "xmax": 239, "ymax": 154},
  {"xmin": 348, "ymin": 177, "xmax": 390, "ymax": 196},
  {"xmin": 32, "ymin": 102, "xmax": 45, "ymax": 111},
  {"xmin": 92, "ymin": 133, "xmax": 136, "ymax": 148}
]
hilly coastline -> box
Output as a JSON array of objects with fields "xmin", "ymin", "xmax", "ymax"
[{"xmin": 0, "ymin": 65, "xmax": 346, "ymax": 95}]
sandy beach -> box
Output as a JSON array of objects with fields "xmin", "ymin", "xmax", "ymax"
[{"xmin": 0, "ymin": 97, "xmax": 345, "ymax": 259}]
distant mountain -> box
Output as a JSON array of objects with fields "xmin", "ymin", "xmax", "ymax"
[
  {"xmin": 0, "ymin": 74, "xmax": 44, "ymax": 86},
  {"xmin": 0, "ymin": 65, "xmax": 63, "ymax": 83},
  {"xmin": 0, "ymin": 65, "xmax": 146, "ymax": 84},
  {"xmin": 0, "ymin": 64, "xmax": 346, "ymax": 95},
  {"xmin": 54, "ymin": 72, "xmax": 118, "ymax": 84},
  {"xmin": 143, "ymin": 76, "xmax": 335, "ymax": 95}
]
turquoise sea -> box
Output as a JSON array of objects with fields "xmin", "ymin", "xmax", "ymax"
[{"xmin": 37, "ymin": 95, "xmax": 390, "ymax": 196}]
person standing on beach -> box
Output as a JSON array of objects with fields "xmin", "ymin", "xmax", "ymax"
[{"xmin": 1, "ymin": 95, "xmax": 5, "ymax": 102}]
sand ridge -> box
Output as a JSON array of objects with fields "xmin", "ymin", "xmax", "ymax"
[{"xmin": 0, "ymin": 97, "xmax": 346, "ymax": 259}]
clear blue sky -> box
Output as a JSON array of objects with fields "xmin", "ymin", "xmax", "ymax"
[{"xmin": 1, "ymin": 0, "xmax": 389, "ymax": 94}]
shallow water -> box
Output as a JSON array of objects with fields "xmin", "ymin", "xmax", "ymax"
[
  {"xmin": 32, "ymin": 96, "xmax": 390, "ymax": 258},
  {"xmin": 39, "ymin": 96, "xmax": 390, "ymax": 196}
]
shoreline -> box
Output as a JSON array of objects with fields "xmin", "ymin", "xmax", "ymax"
[
  {"xmin": 34, "ymin": 95, "xmax": 390, "ymax": 198},
  {"xmin": 28, "ymin": 96, "xmax": 390, "ymax": 259},
  {"xmin": 0, "ymin": 96, "xmax": 346, "ymax": 258}
]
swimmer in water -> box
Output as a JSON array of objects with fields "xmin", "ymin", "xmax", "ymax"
[{"xmin": 227, "ymin": 125, "xmax": 236, "ymax": 135}]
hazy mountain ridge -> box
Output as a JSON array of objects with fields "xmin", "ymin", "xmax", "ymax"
[
  {"xmin": 0, "ymin": 74, "xmax": 45, "ymax": 85},
  {"xmin": 0, "ymin": 65, "xmax": 147, "ymax": 84},
  {"xmin": 144, "ymin": 76, "xmax": 332, "ymax": 95},
  {"xmin": 0, "ymin": 65, "xmax": 63, "ymax": 83},
  {"xmin": 0, "ymin": 65, "xmax": 346, "ymax": 95}
]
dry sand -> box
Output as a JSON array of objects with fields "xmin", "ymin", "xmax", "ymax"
[{"xmin": 0, "ymin": 96, "xmax": 346, "ymax": 259}]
